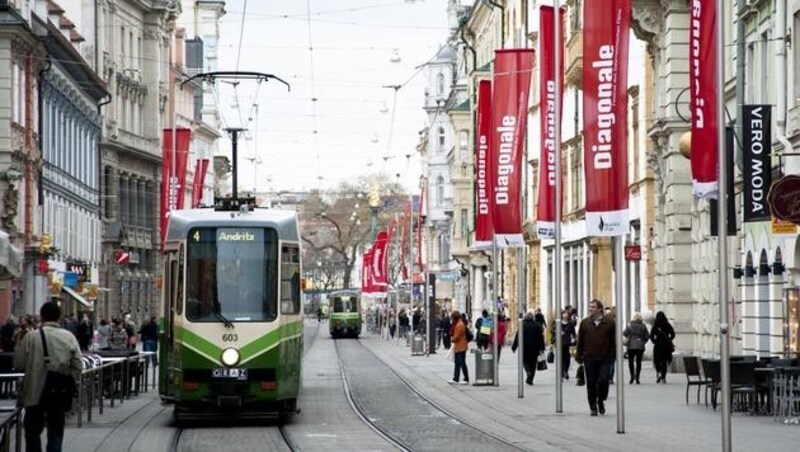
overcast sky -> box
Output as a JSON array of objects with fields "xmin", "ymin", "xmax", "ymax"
[{"xmin": 214, "ymin": 0, "xmax": 451, "ymax": 195}]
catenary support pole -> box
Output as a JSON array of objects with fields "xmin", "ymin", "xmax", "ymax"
[
  {"xmin": 716, "ymin": 0, "xmax": 731, "ymax": 450},
  {"xmin": 553, "ymin": 0, "xmax": 563, "ymax": 414}
]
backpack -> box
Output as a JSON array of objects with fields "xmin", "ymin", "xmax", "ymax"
[{"xmin": 465, "ymin": 327, "xmax": 474, "ymax": 343}]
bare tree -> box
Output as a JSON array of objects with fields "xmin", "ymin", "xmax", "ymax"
[{"xmin": 299, "ymin": 175, "xmax": 407, "ymax": 290}]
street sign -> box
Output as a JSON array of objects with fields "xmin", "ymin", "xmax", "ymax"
[
  {"xmin": 624, "ymin": 245, "xmax": 642, "ymax": 261},
  {"xmin": 115, "ymin": 250, "xmax": 130, "ymax": 265}
]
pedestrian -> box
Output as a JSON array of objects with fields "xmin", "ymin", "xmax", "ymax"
[
  {"xmin": 13, "ymin": 316, "xmax": 34, "ymax": 351},
  {"xmin": 14, "ymin": 301, "xmax": 82, "ymax": 452},
  {"xmin": 440, "ymin": 312, "xmax": 452, "ymax": 350},
  {"xmin": 76, "ymin": 314, "xmax": 93, "ymax": 351},
  {"xmin": 650, "ymin": 311, "xmax": 676, "ymax": 383},
  {"xmin": 123, "ymin": 314, "xmax": 137, "ymax": 349},
  {"xmin": 96, "ymin": 319, "xmax": 111, "ymax": 350},
  {"xmin": 512, "ymin": 311, "xmax": 545, "ymax": 385},
  {"xmin": 623, "ymin": 312, "xmax": 649, "ymax": 384},
  {"xmin": 1, "ymin": 315, "xmax": 17, "ymax": 352},
  {"xmin": 551, "ymin": 309, "xmax": 577, "ymax": 380},
  {"xmin": 604, "ymin": 307, "xmax": 617, "ymax": 384},
  {"xmin": 448, "ymin": 310, "xmax": 469, "ymax": 385},
  {"xmin": 576, "ymin": 299, "xmax": 615, "ymax": 416},
  {"xmin": 491, "ymin": 313, "xmax": 508, "ymax": 361},
  {"xmin": 140, "ymin": 316, "xmax": 159, "ymax": 364},
  {"xmin": 475, "ymin": 309, "xmax": 491, "ymax": 350},
  {"xmin": 109, "ymin": 320, "xmax": 129, "ymax": 350}
]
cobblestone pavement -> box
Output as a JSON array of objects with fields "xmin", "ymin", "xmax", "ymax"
[{"xmin": 361, "ymin": 333, "xmax": 795, "ymax": 452}]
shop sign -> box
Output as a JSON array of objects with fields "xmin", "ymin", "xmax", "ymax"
[{"xmin": 768, "ymin": 175, "xmax": 800, "ymax": 225}]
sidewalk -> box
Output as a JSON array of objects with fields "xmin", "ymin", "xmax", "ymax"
[{"xmin": 361, "ymin": 333, "xmax": 795, "ymax": 452}]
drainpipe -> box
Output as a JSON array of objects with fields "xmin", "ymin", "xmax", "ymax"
[{"xmin": 776, "ymin": 0, "xmax": 794, "ymax": 174}]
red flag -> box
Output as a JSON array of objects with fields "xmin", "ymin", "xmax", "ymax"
[
  {"xmin": 361, "ymin": 249, "xmax": 373, "ymax": 294},
  {"xmin": 536, "ymin": 5, "xmax": 566, "ymax": 239},
  {"xmin": 416, "ymin": 188, "xmax": 425, "ymax": 271},
  {"xmin": 372, "ymin": 231, "xmax": 389, "ymax": 290},
  {"xmin": 400, "ymin": 200, "xmax": 410, "ymax": 281},
  {"xmin": 582, "ymin": 1, "xmax": 630, "ymax": 236},
  {"xmin": 191, "ymin": 159, "xmax": 202, "ymax": 208},
  {"xmin": 474, "ymin": 80, "xmax": 493, "ymax": 249},
  {"xmin": 490, "ymin": 49, "xmax": 535, "ymax": 247},
  {"xmin": 160, "ymin": 128, "xmax": 191, "ymax": 250},
  {"xmin": 198, "ymin": 158, "xmax": 209, "ymax": 206},
  {"xmin": 690, "ymin": 0, "xmax": 718, "ymax": 198}
]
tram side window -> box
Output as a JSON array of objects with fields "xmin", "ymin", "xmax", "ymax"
[
  {"xmin": 176, "ymin": 245, "xmax": 184, "ymax": 315},
  {"xmin": 280, "ymin": 244, "xmax": 300, "ymax": 314}
]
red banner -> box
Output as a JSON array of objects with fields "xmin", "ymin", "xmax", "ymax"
[
  {"xmin": 582, "ymin": 1, "xmax": 630, "ymax": 236},
  {"xmin": 198, "ymin": 158, "xmax": 209, "ymax": 206},
  {"xmin": 361, "ymin": 249, "xmax": 373, "ymax": 294},
  {"xmin": 160, "ymin": 128, "xmax": 191, "ymax": 250},
  {"xmin": 536, "ymin": 5, "xmax": 565, "ymax": 240},
  {"xmin": 474, "ymin": 80, "xmax": 493, "ymax": 249},
  {"xmin": 191, "ymin": 159, "xmax": 202, "ymax": 208},
  {"xmin": 690, "ymin": 0, "xmax": 718, "ymax": 198},
  {"xmin": 372, "ymin": 231, "xmax": 389, "ymax": 290},
  {"xmin": 490, "ymin": 49, "xmax": 534, "ymax": 247}
]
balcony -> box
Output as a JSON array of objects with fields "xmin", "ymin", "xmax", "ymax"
[
  {"xmin": 565, "ymin": 28, "xmax": 582, "ymax": 88},
  {"xmin": 116, "ymin": 129, "xmax": 159, "ymax": 157}
]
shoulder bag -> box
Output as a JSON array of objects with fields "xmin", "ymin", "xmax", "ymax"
[{"xmin": 40, "ymin": 328, "xmax": 77, "ymax": 411}]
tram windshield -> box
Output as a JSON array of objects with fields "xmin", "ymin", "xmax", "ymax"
[
  {"xmin": 332, "ymin": 295, "xmax": 359, "ymax": 313},
  {"xmin": 186, "ymin": 227, "xmax": 278, "ymax": 322}
]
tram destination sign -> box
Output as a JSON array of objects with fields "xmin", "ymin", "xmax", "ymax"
[{"xmin": 767, "ymin": 175, "xmax": 800, "ymax": 225}]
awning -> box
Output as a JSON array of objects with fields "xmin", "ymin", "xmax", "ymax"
[
  {"xmin": 0, "ymin": 230, "xmax": 22, "ymax": 278},
  {"xmin": 62, "ymin": 286, "xmax": 93, "ymax": 309}
]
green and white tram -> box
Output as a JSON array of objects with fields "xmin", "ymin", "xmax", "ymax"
[
  {"xmin": 328, "ymin": 289, "xmax": 362, "ymax": 338},
  {"xmin": 158, "ymin": 205, "xmax": 303, "ymax": 420}
]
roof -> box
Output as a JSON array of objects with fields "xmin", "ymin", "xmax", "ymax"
[{"xmin": 165, "ymin": 208, "xmax": 300, "ymax": 243}]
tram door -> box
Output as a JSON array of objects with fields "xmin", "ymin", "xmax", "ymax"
[{"xmin": 159, "ymin": 247, "xmax": 181, "ymax": 398}]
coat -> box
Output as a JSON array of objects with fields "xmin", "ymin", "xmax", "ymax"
[
  {"xmin": 576, "ymin": 315, "xmax": 615, "ymax": 362},
  {"xmin": 623, "ymin": 321, "xmax": 649, "ymax": 351},
  {"xmin": 451, "ymin": 320, "xmax": 468, "ymax": 353},
  {"xmin": 511, "ymin": 318, "xmax": 545, "ymax": 365},
  {"xmin": 14, "ymin": 323, "xmax": 83, "ymax": 408},
  {"xmin": 651, "ymin": 322, "xmax": 675, "ymax": 361}
]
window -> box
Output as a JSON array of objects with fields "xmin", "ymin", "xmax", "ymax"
[
  {"xmin": 186, "ymin": 227, "xmax": 279, "ymax": 322},
  {"xmin": 459, "ymin": 130, "xmax": 469, "ymax": 162},
  {"xmin": 460, "ymin": 208, "xmax": 468, "ymax": 239},
  {"xmin": 795, "ymin": 13, "xmax": 800, "ymax": 98},
  {"xmin": 437, "ymin": 175, "xmax": 445, "ymax": 206},
  {"xmin": 280, "ymin": 244, "xmax": 301, "ymax": 315},
  {"xmin": 437, "ymin": 73, "xmax": 445, "ymax": 96},
  {"xmin": 438, "ymin": 127, "xmax": 445, "ymax": 153}
]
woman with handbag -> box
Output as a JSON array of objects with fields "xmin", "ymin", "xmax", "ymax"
[
  {"xmin": 551, "ymin": 310, "xmax": 577, "ymax": 380},
  {"xmin": 623, "ymin": 312, "xmax": 649, "ymax": 384},
  {"xmin": 651, "ymin": 311, "xmax": 676, "ymax": 384}
]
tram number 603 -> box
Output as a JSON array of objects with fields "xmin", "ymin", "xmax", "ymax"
[{"xmin": 222, "ymin": 333, "xmax": 238, "ymax": 342}]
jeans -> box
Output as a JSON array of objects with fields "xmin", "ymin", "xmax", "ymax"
[
  {"xmin": 583, "ymin": 358, "xmax": 610, "ymax": 411},
  {"xmin": 144, "ymin": 339, "xmax": 158, "ymax": 365},
  {"xmin": 24, "ymin": 403, "xmax": 66, "ymax": 452},
  {"xmin": 452, "ymin": 351, "xmax": 469, "ymax": 382},
  {"xmin": 627, "ymin": 349, "xmax": 644, "ymax": 382}
]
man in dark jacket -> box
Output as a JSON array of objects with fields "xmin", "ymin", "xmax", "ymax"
[
  {"xmin": 512, "ymin": 311, "xmax": 545, "ymax": 385},
  {"xmin": 576, "ymin": 299, "xmax": 615, "ymax": 416}
]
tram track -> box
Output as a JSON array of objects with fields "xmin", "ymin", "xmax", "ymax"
[
  {"xmin": 350, "ymin": 337, "xmax": 528, "ymax": 452},
  {"xmin": 333, "ymin": 338, "xmax": 411, "ymax": 452}
]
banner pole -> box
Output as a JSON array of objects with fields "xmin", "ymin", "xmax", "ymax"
[
  {"xmin": 492, "ymin": 236, "xmax": 499, "ymax": 386},
  {"xmin": 553, "ymin": 0, "xmax": 563, "ymax": 414},
  {"xmin": 615, "ymin": 237, "xmax": 626, "ymax": 433},
  {"xmin": 716, "ymin": 0, "xmax": 731, "ymax": 449}
]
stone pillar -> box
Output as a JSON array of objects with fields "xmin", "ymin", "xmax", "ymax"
[{"xmin": 591, "ymin": 238, "xmax": 613, "ymax": 304}]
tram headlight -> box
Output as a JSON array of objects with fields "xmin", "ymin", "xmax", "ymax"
[{"xmin": 221, "ymin": 347, "xmax": 240, "ymax": 367}]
